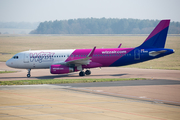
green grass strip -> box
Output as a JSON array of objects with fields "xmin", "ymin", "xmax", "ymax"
[
  {"xmin": 0, "ymin": 71, "xmax": 16, "ymax": 74},
  {"xmin": 0, "ymin": 78, "xmax": 146, "ymax": 85}
]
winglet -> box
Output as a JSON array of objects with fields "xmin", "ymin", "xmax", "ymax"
[
  {"xmin": 117, "ymin": 43, "xmax": 122, "ymax": 48},
  {"xmin": 87, "ymin": 46, "xmax": 96, "ymax": 57}
]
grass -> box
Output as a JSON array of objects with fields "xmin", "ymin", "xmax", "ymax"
[
  {"xmin": 0, "ymin": 71, "xmax": 16, "ymax": 74},
  {"xmin": 0, "ymin": 35, "xmax": 179, "ymax": 70},
  {"xmin": 0, "ymin": 78, "xmax": 145, "ymax": 85}
]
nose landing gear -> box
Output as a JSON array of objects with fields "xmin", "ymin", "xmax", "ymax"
[{"xmin": 27, "ymin": 69, "xmax": 31, "ymax": 78}]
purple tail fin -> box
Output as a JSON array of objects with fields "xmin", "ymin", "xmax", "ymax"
[{"xmin": 138, "ymin": 20, "xmax": 170, "ymax": 48}]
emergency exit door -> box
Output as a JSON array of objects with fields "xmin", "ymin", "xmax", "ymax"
[
  {"xmin": 134, "ymin": 49, "xmax": 140, "ymax": 60},
  {"xmin": 24, "ymin": 53, "xmax": 29, "ymax": 63}
]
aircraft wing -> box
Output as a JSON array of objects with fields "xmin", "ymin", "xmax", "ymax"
[{"xmin": 57, "ymin": 46, "xmax": 96, "ymax": 67}]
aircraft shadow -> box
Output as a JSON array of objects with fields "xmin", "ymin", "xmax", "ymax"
[
  {"xmin": 0, "ymin": 73, "xmax": 128, "ymax": 80},
  {"xmin": 35, "ymin": 73, "xmax": 128, "ymax": 79}
]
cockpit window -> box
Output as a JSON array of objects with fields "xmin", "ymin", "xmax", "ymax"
[{"xmin": 13, "ymin": 56, "xmax": 18, "ymax": 59}]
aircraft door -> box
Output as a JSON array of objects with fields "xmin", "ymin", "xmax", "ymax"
[
  {"xmin": 134, "ymin": 49, "xmax": 140, "ymax": 60},
  {"xmin": 24, "ymin": 53, "xmax": 29, "ymax": 63}
]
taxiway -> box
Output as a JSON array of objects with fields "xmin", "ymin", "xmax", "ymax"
[{"xmin": 0, "ymin": 62, "xmax": 180, "ymax": 120}]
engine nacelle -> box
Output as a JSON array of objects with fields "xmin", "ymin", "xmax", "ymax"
[{"xmin": 50, "ymin": 65, "xmax": 74, "ymax": 74}]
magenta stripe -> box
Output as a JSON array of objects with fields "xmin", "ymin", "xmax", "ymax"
[
  {"xmin": 65, "ymin": 48, "xmax": 134, "ymax": 67},
  {"xmin": 144, "ymin": 20, "xmax": 170, "ymax": 42}
]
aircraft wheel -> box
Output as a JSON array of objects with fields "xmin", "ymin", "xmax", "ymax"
[
  {"xmin": 85, "ymin": 70, "xmax": 91, "ymax": 75},
  {"xmin": 79, "ymin": 71, "xmax": 85, "ymax": 76},
  {"xmin": 27, "ymin": 74, "xmax": 31, "ymax": 78}
]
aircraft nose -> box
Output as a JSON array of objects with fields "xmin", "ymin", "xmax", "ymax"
[{"xmin": 6, "ymin": 59, "xmax": 12, "ymax": 67}]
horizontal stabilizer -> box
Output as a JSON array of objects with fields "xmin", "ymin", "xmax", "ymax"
[{"xmin": 149, "ymin": 50, "xmax": 167, "ymax": 56}]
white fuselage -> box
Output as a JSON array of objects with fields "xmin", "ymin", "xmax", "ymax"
[{"xmin": 6, "ymin": 49, "xmax": 75, "ymax": 69}]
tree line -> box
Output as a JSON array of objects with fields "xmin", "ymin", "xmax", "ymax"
[{"xmin": 30, "ymin": 18, "xmax": 180, "ymax": 34}]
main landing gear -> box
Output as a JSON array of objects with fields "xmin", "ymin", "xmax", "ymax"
[
  {"xmin": 27, "ymin": 69, "xmax": 31, "ymax": 78},
  {"xmin": 79, "ymin": 70, "xmax": 91, "ymax": 76}
]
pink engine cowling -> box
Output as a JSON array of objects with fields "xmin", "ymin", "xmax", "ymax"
[{"xmin": 50, "ymin": 64, "xmax": 74, "ymax": 74}]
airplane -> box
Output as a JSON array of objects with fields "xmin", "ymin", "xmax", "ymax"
[{"xmin": 6, "ymin": 20, "xmax": 174, "ymax": 78}]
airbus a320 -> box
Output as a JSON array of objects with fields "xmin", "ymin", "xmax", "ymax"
[{"xmin": 6, "ymin": 20, "xmax": 174, "ymax": 77}]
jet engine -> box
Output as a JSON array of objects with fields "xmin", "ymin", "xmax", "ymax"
[{"xmin": 50, "ymin": 64, "xmax": 74, "ymax": 74}]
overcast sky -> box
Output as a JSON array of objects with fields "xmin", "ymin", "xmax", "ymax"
[{"xmin": 0, "ymin": 0, "xmax": 180, "ymax": 22}]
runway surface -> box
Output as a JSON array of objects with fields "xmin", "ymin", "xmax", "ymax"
[{"xmin": 0, "ymin": 62, "xmax": 180, "ymax": 119}]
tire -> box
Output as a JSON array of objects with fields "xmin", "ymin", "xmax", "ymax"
[
  {"xmin": 27, "ymin": 74, "xmax": 31, "ymax": 78},
  {"xmin": 85, "ymin": 70, "xmax": 91, "ymax": 75},
  {"xmin": 79, "ymin": 71, "xmax": 85, "ymax": 76}
]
